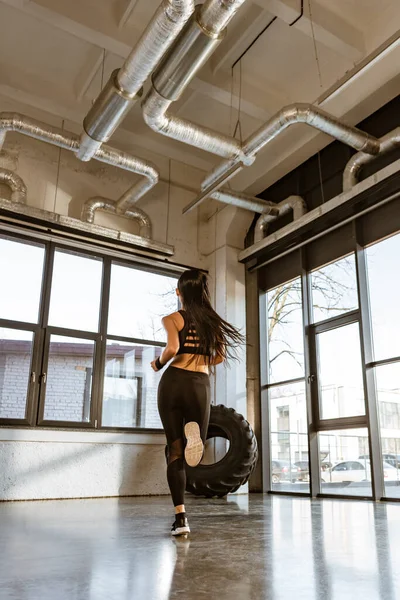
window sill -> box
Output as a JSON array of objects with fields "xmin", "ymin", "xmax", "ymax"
[{"xmin": 0, "ymin": 427, "xmax": 166, "ymax": 445}]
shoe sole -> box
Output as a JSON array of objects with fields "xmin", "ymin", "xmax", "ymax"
[
  {"xmin": 172, "ymin": 526, "xmax": 190, "ymax": 536},
  {"xmin": 184, "ymin": 421, "xmax": 203, "ymax": 467}
]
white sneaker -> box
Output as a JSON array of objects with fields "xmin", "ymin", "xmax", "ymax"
[{"xmin": 184, "ymin": 421, "xmax": 204, "ymax": 467}]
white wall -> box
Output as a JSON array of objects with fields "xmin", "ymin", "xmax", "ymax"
[{"xmin": 0, "ymin": 96, "xmax": 253, "ymax": 501}]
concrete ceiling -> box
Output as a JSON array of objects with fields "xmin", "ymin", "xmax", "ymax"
[{"xmin": 0, "ymin": 0, "xmax": 399, "ymax": 194}]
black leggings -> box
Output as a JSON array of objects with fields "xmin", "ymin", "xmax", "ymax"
[{"xmin": 158, "ymin": 366, "xmax": 210, "ymax": 507}]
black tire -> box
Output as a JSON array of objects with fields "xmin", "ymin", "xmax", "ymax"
[{"xmin": 185, "ymin": 404, "xmax": 258, "ymax": 498}]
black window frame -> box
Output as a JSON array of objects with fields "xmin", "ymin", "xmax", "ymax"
[
  {"xmin": 0, "ymin": 228, "xmax": 182, "ymax": 433},
  {"xmin": 257, "ymin": 191, "xmax": 400, "ymax": 502}
]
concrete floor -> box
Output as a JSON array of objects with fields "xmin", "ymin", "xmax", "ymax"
[{"xmin": 1, "ymin": 494, "xmax": 399, "ymax": 600}]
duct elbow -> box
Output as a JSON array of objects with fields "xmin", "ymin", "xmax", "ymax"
[
  {"xmin": 142, "ymin": 88, "xmax": 171, "ymax": 134},
  {"xmin": 0, "ymin": 168, "xmax": 27, "ymax": 203},
  {"xmin": 125, "ymin": 208, "xmax": 152, "ymax": 238}
]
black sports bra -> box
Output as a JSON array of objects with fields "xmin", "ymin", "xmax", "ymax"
[{"xmin": 176, "ymin": 310, "xmax": 210, "ymax": 356}]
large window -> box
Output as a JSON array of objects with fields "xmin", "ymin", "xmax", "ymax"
[
  {"xmin": 261, "ymin": 224, "xmax": 400, "ymax": 500},
  {"xmin": 0, "ymin": 232, "xmax": 179, "ymax": 430},
  {"xmin": 104, "ymin": 263, "xmax": 177, "ymax": 428},
  {"xmin": 263, "ymin": 278, "xmax": 309, "ymax": 493},
  {"xmin": 367, "ymin": 233, "xmax": 400, "ymax": 498}
]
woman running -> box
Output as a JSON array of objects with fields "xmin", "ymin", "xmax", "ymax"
[{"xmin": 151, "ymin": 268, "xmax": 243, "ymax": 536}]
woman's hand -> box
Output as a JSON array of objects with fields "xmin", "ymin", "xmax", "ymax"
[{"xmin": 150, "ymin": 360, "xmax": 159, "ymax": 372}]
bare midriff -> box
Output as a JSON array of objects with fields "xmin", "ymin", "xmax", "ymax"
[{"xmin": 170, "ymin": 353, "xmax": 210, "ymax": 374}]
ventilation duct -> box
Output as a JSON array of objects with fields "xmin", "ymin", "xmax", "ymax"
[
  {"xmin": 254, "ymin": 196, "xmax": 307, "ymax": 242},
  {"xmin": 343, "ymin": 128, "xmax": 400, "ymax": 191},
  {"xmin": 184, "ymin": 105, "xmax": 381, "ymax": 213},
  {"xmin": 81, "ymin": 197, "xmax": 152, "ymax": 238},
  {"xmin": 0, "ymin": 113, "xmax": 159, "ymax": 208},
  {"xmin": 0, "ymin": 168, "xmax": 27, "ymax": 203},
  {"xmin": 77, "ymin": 0, "xmax": 195, "ymax": 161}
]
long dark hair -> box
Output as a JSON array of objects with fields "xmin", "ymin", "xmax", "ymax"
[{"xmin": 177, "ymin": 269, "xmax": 244, "ymax": 363}]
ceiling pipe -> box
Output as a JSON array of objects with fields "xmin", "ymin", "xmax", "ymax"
[
  {"xmin": 210, "ymin": 188, "xmax": 277, "ymax": 213},
  {"xmin": 254, "ymin": 195, "xmax": 307, "ymax": 243},
  {"xmin": 0, "ymin": 168, "xmax": 27, "ymax": 203},
  {"xmin": 139, "ymin": 4, "xmax": 381, "ymax": 216},
  {"xmin": 343, "ymin": 127, "xmax": 400, "ymax": 191},
  {"xmin": 77, "ymin": 0, "xmax": 195, "ymax": 162},
  {"xmin": 0, "ymin": 112, "xmax": 159, "ymax": 208},
  {"xmin": 188, "ymin": 104, "xmax": 381, "ymax": 213},
  {"xmin": 142, "ymin": 0, "xmax": 251, "ymax": 162},
  {"xmin": 81, "ymin": 197, "xmax": 152, "ymax": 238}
]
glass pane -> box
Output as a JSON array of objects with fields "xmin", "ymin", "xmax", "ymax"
[
  {"xmin": 317, "ymin": 323, "xmax": 365, "ymax": 419},
  {"xmin": 0, "ymin": 328, "xmax": 33, "ymax": 419},
  {"xmin": 48, "ymin": 250, "xmax": 102, "ymax": 332},
  {"xmin": 319, "ymin": 429, "xmax": 371, "ymax": 497},
  {"xmin": 102, "ymin": 341, "xmax": 163, "ymax": 428},
  {"xmin": 269, "ymin": 381, "xmax": 309, "ymax": 493},
  {"xmin": 108, "ymin": 265, "xmax": 178, "ymax": 341},
  {"xmin": 0, "ymin": 236, "xmax": 45, "ymax": 323},
  {"xmin": 376, "ymin": 362, "xmax": 400, "ymax": 498},
  {"xmin": 266, "ymin": 278, "xmax": 304, "ymax": 383},
  {"xmin": 43, "ymin": 335, "xmax": 95, "ymax": 422},
  {"xmin": 366, "ymin": 234, "xmax": 400, "ymax": 362},
  {"xmin": 311, "ymin": 255, "xmax": 358, "ymax": 323}
]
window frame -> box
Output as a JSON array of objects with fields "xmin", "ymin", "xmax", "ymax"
[
  {"xmin": 0, "ymin": 229, "xmax": 183, "ymax": 433},
  {"xmin": 259, "ymin": 210, "xmax": 400, "ymax": 501}
]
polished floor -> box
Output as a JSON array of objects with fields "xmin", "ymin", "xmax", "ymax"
[{"xmin": 1, "ymin": 494, "xmax": 400, "ymax": 600}]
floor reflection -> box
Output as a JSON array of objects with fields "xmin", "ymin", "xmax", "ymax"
[{"xmin": 0, "ymin": 494, "xmax": 398, "ymax": 599}]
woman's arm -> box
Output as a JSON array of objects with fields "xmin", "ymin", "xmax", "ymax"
[{"xmin": 151, "ymin": 314, "xmax": 180, "ymax": 371}]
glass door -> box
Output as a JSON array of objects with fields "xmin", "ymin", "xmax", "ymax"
[{"xmin": 308, "ymin": 254, "xmax": 372, "ymax": 497}]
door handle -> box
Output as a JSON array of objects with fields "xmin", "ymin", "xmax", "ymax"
[
  {"xmin": 40, "ymin": 373, "xmax": 47, "ymax": 384},
  {"xmin": 307, "ymin": 374, "xmax": 316, "ymax": 384}
]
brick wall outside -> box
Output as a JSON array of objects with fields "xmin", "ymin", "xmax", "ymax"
[{"xmin": 0, "ymin": 350, "xmax": 162, "ymax": 428}]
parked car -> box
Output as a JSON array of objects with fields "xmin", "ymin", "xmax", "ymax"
[
  {"xmin": 272, "ymin": 460, "xmax": 301, "ymax": 483},
  {"xmin": 330, "ymin": 459, "xmax": 398, "ymax": 482},
  {"xmin": 359, "ymin": 454, "xmax": 400, "ymax": 469},
  {"xmin": 294, "ymin": 461, "xmax": 310, "ymax": 482}
]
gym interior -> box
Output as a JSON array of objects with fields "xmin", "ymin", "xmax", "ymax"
[{"xmin": 0, "ymin": 0, "xmax": 399, "ymax": 598}]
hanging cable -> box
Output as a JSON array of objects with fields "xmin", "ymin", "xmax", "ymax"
[
  {"xmin": 289, "ymin": 0, "xmax": 304, "ymax": 26},
  {"xmin": 308, "ymin": 0, "xmax": 323, "ymax": 88},
  {"xmin": 317, "ymin": 151, "xmax": 325, "ymax": 204},
  {"xmin": 232, "ymin": 60, "xmax": 243, "ymax": 143},
  {"xmin": 53, "ymin": 119, "xmax": 64, "ymax": 213}
]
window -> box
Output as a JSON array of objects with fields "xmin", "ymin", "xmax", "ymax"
[
  {"xmin": 48, "ymin": 250, "xmax": 103, "ymax": 333},
  {"xmin": 269, "ymin": 382, "xmax": 309, "ymax": 492},
  {"xmin": 104, "ymin": 263, "xmax": 178, "ymax": 428},
  {"xmin": 102, "ymin": 341, "xmax": 164, "ymax": 429},
  {"xmin": 265, "ymin": 278, "xmax": 304, "ymax": 383},
  {"xmin": 0, "ymin": 236, "xmax": 45, "ymax": 323},
  {"xmin": 108, "ymin": 264, "xmax": 177, "ymax": 341},
  {"xmin": 0, "ymin": 232, "xmax": 180, "ymax": 431},
  {"xmin": 317, "ymin": 323, "xmax": 365, "ymax": 419},
  {"xmin": 311, "ymin": 254, "xmax": 358, "ymax": 323},
  {"xmin": 375, "ymin": 362, "xmax": 400, "ymax": 498},
  {"xmin": 319, "ymin": 429, "xmax": 371, "ymax": 497},
  {"xmin": 0, "ymin": 328, "xmax": 34, "ymax": 419},
  {"xmin": 42, "ymin": 335, "xmax": 96, "ymax": 423},
  {"xmin": 366, "ymin": 233, "xmax": 400, "ymax": 362}
]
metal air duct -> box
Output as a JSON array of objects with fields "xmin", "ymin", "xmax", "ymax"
[
  {"xmin": 343, "ymin": 127, "xmax": 400, "ymax": 191},
  {"xmin": 81, "ymin": 197, "xmax": 152, "ymax": 238},
  {"xmin": 77, "ymin": 0, "xmax": 195, "ymax": 161},
  {"xmin": 0, "ymin": 112, "xmax": 159, "ymax": 208},
  {"xmin": 0, "ymin": 168, "xmax": 27, "ymax": 203},
  {"xmin": 254, "ymin": 195, "xmax": 307, "ymax": 242},
  {"xmin": 142, "ymin": 0, "xmax": 249, "ymax": 160}
]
